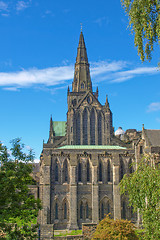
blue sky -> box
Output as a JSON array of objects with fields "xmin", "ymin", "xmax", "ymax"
[{"xmin": 0, "ymin": 0, "xmax": 160, "ymax": 161}]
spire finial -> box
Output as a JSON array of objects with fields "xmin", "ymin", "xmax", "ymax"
[{"xmin": 80, "ymin": 23, "xmax": 82, "ymax": 32}]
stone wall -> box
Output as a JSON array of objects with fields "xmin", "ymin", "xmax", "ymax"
[
  {"xmin": 82, "ymin": 223, "xmax": 97, "ymax": 240},
  {"xmin": 40, "ymin": 224, "xmax": 54, "ymax": 240},
  {"xmin": 54, "ymin": 235, "xmax": 83, "ymax": 240},
  {"xmin": 40, "ymin": 223, "xmax": 97, "ymax": 240}
]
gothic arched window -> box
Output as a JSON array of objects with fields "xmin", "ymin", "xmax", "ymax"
[
  {"xmin": 86, "ymin": 203, "xmax": 89, "ymax": 219},
  {"xmin": 76, "ymin": 112, "xmax": 80, "ymax": 145},
  {"xmin": 81, "ymin": 83, "xmax": 84, "ymax": 89},
  {"xmin": 107, "ymin": 160, "xmax": 111, "ymax": 182},
  {"xmin": 87, "ymin": 160, "xmax": 90, "ymax": 182},
  {"xmin": 64, "ymin": 202, "xmax": 67, "ymax": 219},
  {"xmin": 90, "ymin": 109, "xmax": 95, "ymax": 145},
  {"xmin": 99, "ymin": 161, "xmax": 102, "ymax": 181},
  {"xmin": 120, "ymin": 159, "xmax": 124, "ymax": 181},
  {"xmin": 78, "ymin": 162, "xmax": 82, "ymax": 182},
  {"xmin": 98, "ymin": 112, "xmax": 102, "ymax": 145},
  {"xmin": 107, "ymin": 202, "xmax": 110, "ymax": 214},
  {"xmin": 55, "ymin": 202, "xmax": 58, "ymax": 219},
  {"xmin": 80, "ymin": 202, "xmax": 83, "ymax": 219},
  {"xmin": 101, "ymin": 203, "xmax": 104, "ymax": 219},
  {"xmin": 83, "ymin": 108, "xmax": 88, "ymax": 145},
  {"xmin": 63, "ymin": 160, "xmax": 68, "ymax": 182},
  {"xmin": 122, "ymin": 201, "xmax": 126, "ymax": 219},
  {"xmin": 55, "ymin": 161, "xmax": 59, "ymax": 182}
]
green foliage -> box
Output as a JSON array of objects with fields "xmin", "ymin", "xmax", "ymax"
[
  {"xmin": 0, "ymin": 138, "xmax": 41, "ymax": 240},
  {"xmin": 92, "ymin": 215, "xmax": 138, "ymax": 240},
  {"xmin": 121, "ymin": 0, "xmax": 160, "ymax": 61},
  {"xmin": 119, "ymin": 155, "xmax": 160, "ymax": 240}
]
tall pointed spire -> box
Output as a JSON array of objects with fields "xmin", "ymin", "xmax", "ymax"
[
  {"xmin": 72, "ymin": 31, "xmax": 92, "ymax": 92},
  {"xmin": 48, "ymin": 115, "xmax": 54, "ymax": 143}
]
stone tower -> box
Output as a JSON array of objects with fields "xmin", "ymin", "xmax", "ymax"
[{"xmin": 67, "ymin": 31, "xmax": 113, "ymax": 146}]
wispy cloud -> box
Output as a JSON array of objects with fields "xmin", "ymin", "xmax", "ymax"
[
  {"xmin": 94, "ymin": 17, "xmax": 109, "ymax": 27},
  {"xmin": 0, "ymin": 1, "xmax": 8, "ymax": 11},
  {"xmin": 0, "ymin": 1, "xmax": 9, "ymax": 16},
  {"xmin": 16, "ymin": 1, "xmax": 31, "ymax": 11},
  {"xmin": 42, "ymin": 10, "xmax": 54, "ymax": 18},
  {"xmin": 0, "ymin": 61, "xmax": 159, "ymax": 91},
  {"xmin": 147, "ymin": 102, "xmax": 160, "ymax": 112}
]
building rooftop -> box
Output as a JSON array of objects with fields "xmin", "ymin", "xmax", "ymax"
[{"xmin": 57, "ymin": 145, "xmax": 126, "ymax": 150}]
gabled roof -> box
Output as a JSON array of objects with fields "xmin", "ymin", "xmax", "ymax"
[
  {"xmin": 144, "ymin": 129, "xmax": 160, "ymax": 146},
  {"xmin": 76, "ymin": 90, "xmax": 102, "ymax": 109}
]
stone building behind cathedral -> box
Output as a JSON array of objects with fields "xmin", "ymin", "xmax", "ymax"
[{"xmin": 37, "ymin": 31, "xmax": 160, "ymax": 231}]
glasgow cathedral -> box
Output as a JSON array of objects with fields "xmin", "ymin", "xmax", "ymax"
[{"xmin": 33, "ymin": 31, "xmax": 160, "ymax": 231}]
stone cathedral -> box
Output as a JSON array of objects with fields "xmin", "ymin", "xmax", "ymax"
[{"xmin": 38, "ymin": 31, "xmax": 160, "ymax": 231}]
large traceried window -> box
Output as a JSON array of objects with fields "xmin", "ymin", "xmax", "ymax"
[
  {"xmin": 83, "ymin": 108, "xmax": 88, "ymax": 145},
  {"xmin": 90, "ymin": 109, "xmax": 95, "ymax": 145},
  {"xmin": 98, "ymin": 112, "xmax": 102, "ymax": 145},
  {"xmin": 76, "ymin": 112, "xmax": 80, "ymax": 145}
]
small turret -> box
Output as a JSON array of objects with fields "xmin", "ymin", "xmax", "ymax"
[
  {"xmin": 95, "ymin": 86, "xmax": 99, "ymax": 98},
  {"xmin": 105, "ymin": 95, "xmax": 110, "ymax": 109},
  {"xmin": 48, "ymin": 115, "xmax": 54, "ymax": 143}
]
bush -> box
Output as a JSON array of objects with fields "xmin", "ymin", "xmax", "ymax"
[{"xmin": 92, "ymin": 215, "xmax": 139, "ymax": 240}]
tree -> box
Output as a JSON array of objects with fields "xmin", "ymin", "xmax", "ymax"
[
  {"xmin": 121, "ymin": 0, "xmax": 160, "ymax": 62},
  {"xmin": 0, "ymin": 138, "xmax": 41, "ymax": 240},
  {"xmin": 119, "ymin": 155, "xmax": 160, "ymax": 240},
  {"xmin": 92, "ymin": 215, "xmax": 138, "ymax": 240}
]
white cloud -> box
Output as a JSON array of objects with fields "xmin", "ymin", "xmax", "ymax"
[
  {"xmin": 0, "ymin": 1, "xmax": 8, "ymax": 11},
  {"xmin": 147, "ymin": 102, "xmax": 160, "ymax": 112},
  {"xmin": 0, "ymin": 61, "xmax": 159, "ymax": 91},
  {"xmin": 0, "ymin": 65, "xmax": 74, "ymax": 88},
  {"xmin": 16, "ymin": 1, "xmax": 31, "ymax": 11}
]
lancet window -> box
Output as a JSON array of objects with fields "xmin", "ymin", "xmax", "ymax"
[
  {"xmin": 55, "ymin": 161, "xmax": 59, "ymax": 182},
  {"xmin": 76, "ymin": 112, "xmax": 80, "ymax": 145},
  {"xmin": 120, "ymin": 159, "xmax": 124, "ymax": 181},
  {"xmin": 99, "ymin": 161, "xmax": 102, "ymax": 181},
  {"xmin": 55, "ymin": 202, "xmax": 58, "ymax": 219},
  {"xmin": 107, "ymin": 160, "xmax": 111, "ymax": 182},
  {"xmin": 63, "ymin": 160, "xmax": 69, "ymax": 183},
  {"xmin": 87, "ymin": 160, "xmax": 90, "ymax": 182},
  {"xmin": 83, "ymin": 108, "xmax": 88, "ymax": 145},
  {"xmin": 98, "ymin": 112, "xmax": 102, "ymax": 145},
  {"xmin": 90, "ymin": 109, "xmax": 95, "ymax": 145},
  {"xmin": 78, "ymin": 162, "xmax": 82, "ymax": 182}
]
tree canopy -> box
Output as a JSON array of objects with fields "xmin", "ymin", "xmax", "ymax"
[
  {"xmin": 121, "ymin": 0, "xmax": 160, "ymax": 62},
  {"xmin": 119, "ymin": 155, "xmax": 160, "ymax": 240},
  {"xmin": 0, "ymin": 138, "xmax": 41, "ymax": 240},
  {"xmin": 92, "ymin": 215, "xmax": 138, "ymax": 240}
]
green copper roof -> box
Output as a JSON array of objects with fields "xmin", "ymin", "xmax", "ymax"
[
  {"xmin": 53, "ymin": 121, "xmax": 66, "ymax": 136},
  {"xmin": 57, "ymin": 145, "xmax": 126, "ymax": 150}
]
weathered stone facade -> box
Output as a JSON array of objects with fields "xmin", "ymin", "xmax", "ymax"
[{"xmin": 38, "ymin": 31, "xmax": 160, "ymax": 234}]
